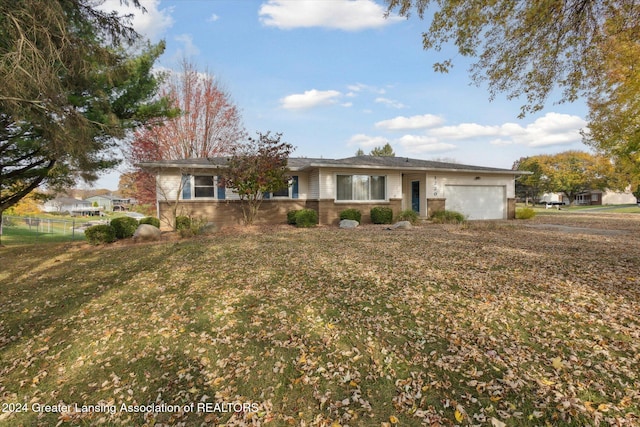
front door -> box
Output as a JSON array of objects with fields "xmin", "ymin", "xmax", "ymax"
[{"xmin": 411, "ymin": 181, "xmax": 420, "ymax": 213}]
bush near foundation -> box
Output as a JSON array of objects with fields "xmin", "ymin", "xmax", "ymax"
[
  {"xmin": 295, "ymin": 209, "xmax": 318, "ymax": 228},
  {"xmin": 430, "ymin": 210, "xmax": 466, "ymax": 224},
  {"xmin": 287, "ymin": 210, "xmax": 300, "ymax": 225},
  {"xmin": 396, "ymin": 209, "xmax": 419, "ymax": 224},
  {"xmin": 339, "ymin": 208, "xmax": 361, "ymax": 223},
  {"xmin": 139, "ymin": 216, "xmax": 161, "ymax": 228},
  {"xmin": 516, "ymin": 207, "xmax": 536, "ymax": 219},
  {"xmin": 370, "ymin": 207, "xmax": 393, "ymax": 224}
]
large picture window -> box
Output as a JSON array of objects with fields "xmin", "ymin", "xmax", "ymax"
[{"xmin": 336, "ymin": 175, "xmax": 386, "ymax": 201}]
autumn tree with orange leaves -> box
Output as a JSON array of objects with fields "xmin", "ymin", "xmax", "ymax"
[{"xmin": 126, "ymin": 59, "xmax": 245, "ymax": 205}]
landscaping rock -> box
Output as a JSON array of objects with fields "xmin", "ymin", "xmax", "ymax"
[
  {"xmin": 339, "ymin": 219, "xmax": 359, "ymax": 229},
  {"xmin": 133, "ymin": 224, "xmax": 162, "ymax": 242},
  {"xmin": 387, "ymin": 221, "xmax": 412, "ymax": 230}
]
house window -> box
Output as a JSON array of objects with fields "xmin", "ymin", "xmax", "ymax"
[
  {"xmin": 267, "ymin": 176, "xmax": 299, "ymax": 199},
  {"xmin": 336, "ymin": 175, "xmax": 386, "ymax": 201},
  {"xmin": 272, "ymin": 186, "xmax": 289, "ymax": 197},
  {"xmin": 181, "ymin": 175, "xmax": 225, "ymax": 200},
  {"xmin": 194, "ymin": 176, "xmax": 215, "ymax": 198}
]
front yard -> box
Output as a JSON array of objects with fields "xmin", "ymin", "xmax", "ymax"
[{"xmin": 0, "ymin": 212, "xmax": 638, "ymax": 426}]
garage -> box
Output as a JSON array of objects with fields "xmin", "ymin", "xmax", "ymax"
[{"xmin": 445, "ymin": 185, "xmax": 506, "ymax": 220}]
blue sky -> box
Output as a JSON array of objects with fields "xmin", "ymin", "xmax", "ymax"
[{"xmin": 95, "ymin": 0, "xmax": 590, "ymax": 189}]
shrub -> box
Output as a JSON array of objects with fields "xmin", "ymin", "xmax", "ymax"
[
  {"xmin": 339, "ymin": 208, "xmax": 361, "ymax": 222},
  {"xmin": 396, "ymin": 209, "xmax": 419, "ymax": 224},
  {"xmin": 84, "ymin": 224, "xmax": 116, "ymax": 245},
  {"xmin": 177, "ymin": 216, "xmax": 207, "ymax": 238},
  {"xmin": 139, "ymin": 216, "xmax": 161, "ymax": 228},
  {"xmin": 295, "ymin": 209, "xmax": 318, "ymax": 228},
  {"xmin": 110, "ymin": 216, "xmax": 139, "ymax": 239},
  {"xmin": 516, "ymin": 207, "xmax": 536, "ymax": 220},
  {"xmin": 287, "ymin": 210, "xmax": 300, "ymax": 225},
  {"xmin": 430, "ymin": 210, "xmax": 466, "ymax": 224},
  {"xmin": 370, "ymin": 207, "xmax": 393, "ymax": 224},
  {"xmin": 175, "ymin": 215, "xmax": 191, "ymax": 230}
]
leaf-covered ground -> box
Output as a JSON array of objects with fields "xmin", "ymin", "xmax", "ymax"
[{"xmin": 1, "ymin": 212, "xmax": 639, "ymax": 426}]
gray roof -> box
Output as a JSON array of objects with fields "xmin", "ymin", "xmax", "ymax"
[{"xmin": 139, "ymin": 155, "xmax": 525, "ymax": 175}]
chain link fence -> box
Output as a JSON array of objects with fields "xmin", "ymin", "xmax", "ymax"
[{"xmin": 0, "ymin": 215, "xmax": 107, "ymax": 245}]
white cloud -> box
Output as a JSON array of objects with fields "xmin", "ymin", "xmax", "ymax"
[
  {"xmin": 174, "ymin": 34, "xmax": 200, "ymax": 57},
  {"xmin": 280, "ymin": 89, "xmax": 342, "ymax": 110},
  {"xmin": 375, "ymin": 114, "xmax": 444, "ymax": 130},
  {"xmin": 375, "ymin": 97, "xmax": 406, "ymax": 109},
  {"xmin": 348, "ymin": 134, "xmax": 389, "ymax": 148},
  {"xmin": 347, "ymin": 83, "xmax": 386, "ymax": 94},
  {"xmin": 397, "ymin": 135, "xmax": 457, "ymax": 154},
  {"xmin": 258, "ymin": 0, "xmax": 404, "ymax": 31},
  {"xmin": 97, "ymin": 0, "xmax": 174, "ymax": 41},
  {"xmin": 427, "ymin": 112, "xmax": 586, "ymax": 147},
  {"xmin": 512, "ymin": 112, "xmax": 587, "ymax": 147},
  {"xmin": 208, "ymin": 13, "xmax": 220, "ymax": 22},
  {"xmin": 366, "ymin": 112, "xmax": 586, "ymax": 156}
]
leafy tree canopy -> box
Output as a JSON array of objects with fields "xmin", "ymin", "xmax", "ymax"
[
  {"xmin": 515, "ymin": 151, "xmax": 614, "ymax": 204},
  {"xmin": 222, "ymin": 132, "xmax": 294, "ymax": 225},
  {"xmin": 385, "ymin": 0, "xmax": 639, "ymax": 117},
  {"xmin": 386, "ymin": 0, "xmax": 639, "ymax": 188},
  {"xmin": 0, "ymin": 0, "xmax": 173, "ymax": 217}
]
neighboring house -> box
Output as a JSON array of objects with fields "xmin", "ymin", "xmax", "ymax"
[
  {"xmin": 140, "ymin": 155, "xmax": 527, "ymax": 228},
  {"xmin": 85, "ymin": 195, "xmax": 133, "ymax": 212},
  {"xmin": 574, "ymin": 189, "xmax": 637, "ymax": 205},
  {"xmin": 42, "ymin": 197, "xmax": 99, "ymax": 215},
  {"xmin": 542, "ymin": 189, "xmax": 637, "ymax": 206}
]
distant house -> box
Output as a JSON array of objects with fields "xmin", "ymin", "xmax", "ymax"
[
  {"xmin": 574, "ymin": 189, "xmax": 637, "ymax": 206},
  {"xmin": 42, "ymin": 197, "xmax": 99, "ymax": 215},
  {"xmin": 85, "ymin": 195, "xmax": 133, "ymax": 212},
  {"xmin": 542, "ymin": 189, "xmax": 637, "ymax": 206},
  {"xmin": 140, "ymin": 155, "xmax": 527, "ymax": 229}
]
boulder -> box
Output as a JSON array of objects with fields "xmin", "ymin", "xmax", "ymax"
[
  {"xmin": 387, "ymin": 221, "xmax": 413, "ymax": 230},
  {"xmin": 339, "ymin": 219, "xmax": 359, "ymax": 229},
  {"xmin": 133, "ymin": 224, "xmax": 162, "ymax": 242}
]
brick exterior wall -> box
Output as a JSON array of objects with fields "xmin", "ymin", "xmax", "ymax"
[
  {"xmin": 311, "ymin": 199, "xmax": 402, "ymax": 225},
  {"xmin": 507, "ymin": 198, "xmax": 516, "ymax": 219},
  {"xmin": 158, "ymin": 199, "xmax": 308, "ymax": 229},
  {"xmin": 426, "ymin": 198, "xmax": 446, "ymax": 218},
  {"xmin": 158, "ymin": 198, "xmax": 403, "ymax": 229}
]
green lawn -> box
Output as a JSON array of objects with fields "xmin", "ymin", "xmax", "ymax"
[
  {"xmin": 0, "ymin": 216, "xmax": 91, "ymax": 246},
  {"xmin": 518, "ymin": 203, "xmax": 640, "ymax": 215},
  {"xmin": 1, "ymin": 214, "xmax": 639, "ymax": 426}
]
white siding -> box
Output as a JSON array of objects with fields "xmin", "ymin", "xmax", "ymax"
[
  {"xmin": 428, "ymin": 173, "xmax": 515, "ymax": 199},
  {"xmin": 602, "ymin": 190, "xmax": 637, "ymax": 205},
  {"xmin": 157, "ymin": 170, "xmax": 308, "ymax": 201},
  {"xmin": 308, "ymin": 170, "xmax": 320, "ymax": 199},
  {"xmin": 156, "ymin": 172, "xmax": 182, "ymax": 201}
]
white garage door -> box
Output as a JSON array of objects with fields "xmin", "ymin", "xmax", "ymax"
[{"xmin": 445, "ymin": 185, "xmax": 506, "ymax": 220}]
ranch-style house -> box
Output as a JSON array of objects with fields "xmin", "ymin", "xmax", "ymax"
[{"xmin": 140, "ymin": 155, "xmax": 527, "ymax": 228}]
